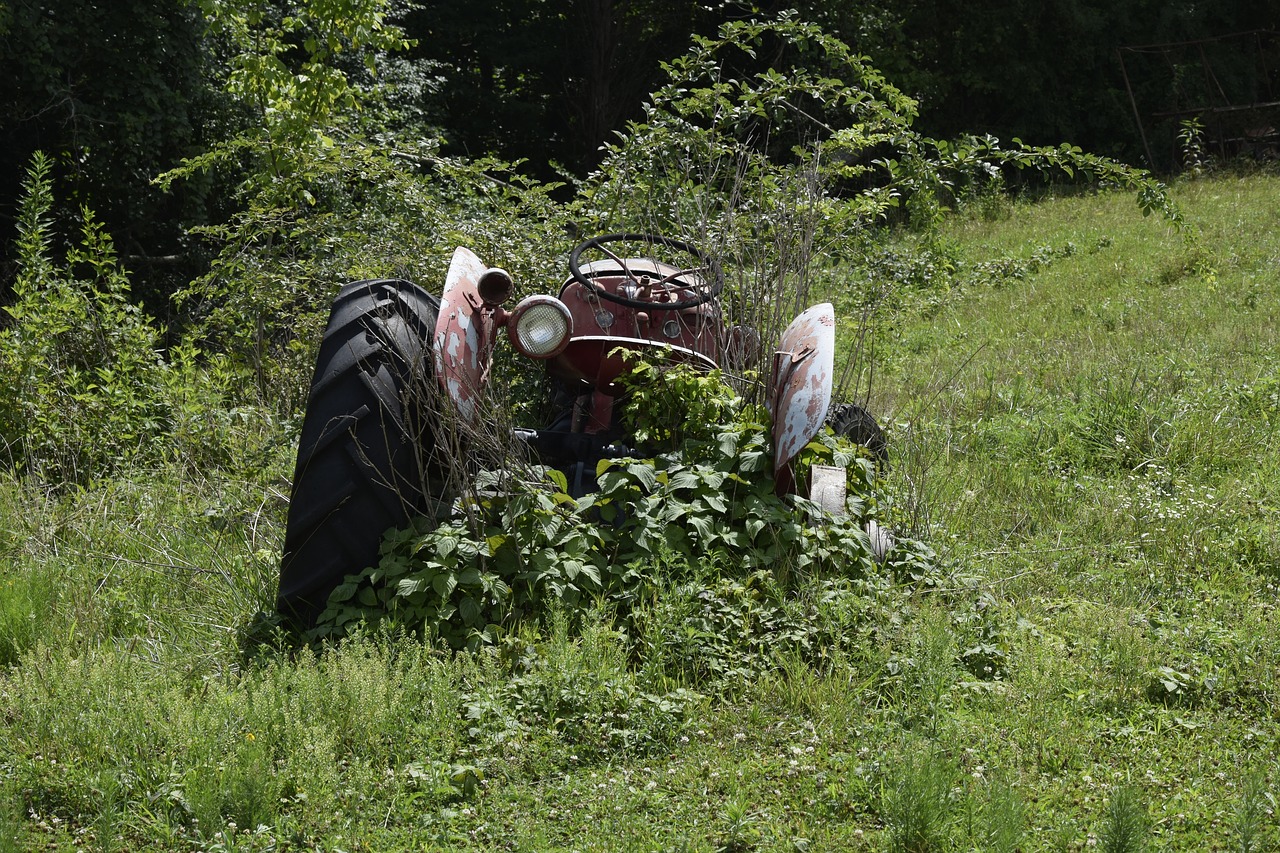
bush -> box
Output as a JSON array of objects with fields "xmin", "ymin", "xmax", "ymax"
[
  {"xmin": 311, "ymin": 360, "xmax": 933, "ymax": 657},
  {"xmin": 0, "ymin": 153, "xmax": 173, "ymax": 486}
]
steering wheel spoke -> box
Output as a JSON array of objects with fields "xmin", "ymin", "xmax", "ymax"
[{"xmin": 569, "ymin": 233, "xmax": 723, "ymax": 311}]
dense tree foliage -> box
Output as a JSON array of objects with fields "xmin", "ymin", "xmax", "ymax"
[
  {"xmin": 888, "ymin": 0, "xmax": 1274, "ymax": 165},
  {"xmin": 405, "ymin": 0, "xmax": 726, "ymax": 175},
  {"xmin": 410, "ymin": 0, "xmax": 1279, "ymax": 176},
  {"xmin": 2, "ymin": 0, "xmax": 1270, "ymax": 334},
  {"xmin": 0, "ymin": 0, "xmax": 234, "ymax": 309}
]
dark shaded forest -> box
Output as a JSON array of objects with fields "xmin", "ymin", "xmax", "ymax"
[{"xmin": 0, "ymin": 0, "xmax": 1275, "ymax": 315}]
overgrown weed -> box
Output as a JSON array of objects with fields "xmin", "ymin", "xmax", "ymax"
[
  {"xmin": 3, "ymin": 161, "xmax": 1280, "ymax": 853},
  {"xmin": 882, "ymin": 740, "xmax": 957, "ymax": 853}
]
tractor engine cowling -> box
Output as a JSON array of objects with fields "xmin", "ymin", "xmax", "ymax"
[{"xmin": 433, "ymin": 243, "xmax": 837, "ymax": 498}]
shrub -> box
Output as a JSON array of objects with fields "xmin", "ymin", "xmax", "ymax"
[
  {"xmin": 0, "ymin": 153, "xmax": 172, "ymax": 486},
  {"xmin": 311, "ymin": 360, "xmax": 934, "ymax": 655}
]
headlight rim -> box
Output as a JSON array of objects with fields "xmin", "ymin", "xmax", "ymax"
[{"xmin": 508, "ymin": 295, "xmax": 573, "ymax": 359}]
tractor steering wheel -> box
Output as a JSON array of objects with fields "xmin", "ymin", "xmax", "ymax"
[{"xmin": 568, "ymin": 233, "xmax": 724, "ymax": 311}]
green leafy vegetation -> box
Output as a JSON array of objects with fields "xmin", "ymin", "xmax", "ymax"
[
  {"xmin": 314, "ymin": 359, "xmax": 942, "ymax": 657},
  {"xmin": 2, "ymin": 4, "xmax": 1280, "ymax": 849},
  {"xmin": 0, "ymin": 153, "xmax": 173, "ymax": 485},
  {"xmin": 1, "ymin": 172, "xmax": 1279, "ymax": 850}
]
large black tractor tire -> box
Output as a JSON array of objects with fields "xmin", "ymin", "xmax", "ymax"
[{"xmin": 277, "ymin": 279, "xmax": 446, "ymax": 630}]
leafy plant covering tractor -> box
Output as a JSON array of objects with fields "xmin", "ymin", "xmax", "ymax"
[{"xmin": 276, "ymin": 234, "xmax": 884, "ymax": 629}]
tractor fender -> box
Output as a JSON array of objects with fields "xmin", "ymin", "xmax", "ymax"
[
  {"xmin": 434, "ymin": 247, "xmax": 503, "ymax": 426},
  {"xmin": 769, "ymin": 302, "xmax": 836, "ymax": 496}
]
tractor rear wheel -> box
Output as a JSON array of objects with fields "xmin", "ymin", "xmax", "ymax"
[{"xmin": 277, "ymin": 279, "xmax": 447, "ymax": 629}]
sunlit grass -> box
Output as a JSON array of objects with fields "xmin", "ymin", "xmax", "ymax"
[{"xmin": 1, "ymin": 172, "xmax": 1279, "ymax": 850}]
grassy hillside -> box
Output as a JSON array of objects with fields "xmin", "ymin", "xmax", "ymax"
[{"xmin": 1, "ymin": 173, "xmax": 1278, "ymax": 851}]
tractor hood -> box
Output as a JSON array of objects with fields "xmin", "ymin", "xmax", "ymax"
[{"xmin": 574, "ymin": 258, "xmax": 708, "ymax": 290}]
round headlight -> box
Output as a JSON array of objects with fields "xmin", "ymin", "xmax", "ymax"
[
  {"xmin": 477, "ymin": 267, "xmax": 513, "ymax": 306},
  {"xmin": 509, "ymin": 296, "xmax": 573, "ymax": 359}
]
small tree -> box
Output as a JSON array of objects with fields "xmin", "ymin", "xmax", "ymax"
[
  {"xmin": 0, "ymin": 153, "xmax": 171, "ymax": 486},
  {"xmin": 576, "ymin": 15, "xmax": 1179, "ymax": 407}
]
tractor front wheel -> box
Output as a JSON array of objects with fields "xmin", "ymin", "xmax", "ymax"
[
  {"xmin": 828, "ymin": 402, "xmax": 888, "ymax": 463},
  {"xmin": 277, "ymin": 279, "xmax": 447, "ymax": 629}
]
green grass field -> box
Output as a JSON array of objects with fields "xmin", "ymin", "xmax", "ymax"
[{"xmin": 2, "ymin": 173, "xmax": 1278, "ymax": 851}]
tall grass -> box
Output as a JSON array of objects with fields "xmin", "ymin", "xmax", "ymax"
[{"xmin": 2, "ymin": 174, "xmax": 1280, "ymax": 850}]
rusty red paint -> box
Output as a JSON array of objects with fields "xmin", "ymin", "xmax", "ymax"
[
  {"xmin": 545, "ymin": 262, "xmax": 722, "ymax": 393},
  {"xmin": 554, "ymin": 336, "xmax": 718, "ymax": 395},
  {"xmin": 434, "ymin": 247, "xmax": 503, "ymax": 426},
  {"xmin": 769, "ymin": 302, "xmax": 836, "ymax": 495},
  {"xmin": 559, "ymin": 271, "xmax": 720, "ymax": 353}
]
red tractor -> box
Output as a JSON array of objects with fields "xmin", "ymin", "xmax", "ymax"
[{"xmin": 277, "ymin": 234, "xmax": 882, "ymax": 628}]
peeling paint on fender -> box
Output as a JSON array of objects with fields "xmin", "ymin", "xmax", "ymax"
[
  {"xmin": 434, "ymin": 247, "xmax": 500, "ymax": 427},
  {"xmin": 769, "ymin": 302, "xmax": 836, "ymax": 496}
]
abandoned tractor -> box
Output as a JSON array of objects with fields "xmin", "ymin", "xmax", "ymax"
[{"xmin": 276, "ymin": 234, "xmax": 884, "ymax": 628}]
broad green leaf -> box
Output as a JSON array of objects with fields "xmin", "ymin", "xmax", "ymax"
[
  {"xmin": 458, "ymin": 595, "xmax": 481, "ymax": 625},
  {"xmin": 432, "ymin": 572, "xmax": 457, "ymax": 599},
  {"xmin": 701, "ymin": 493, "xmax": 728, "ymax": 514},
  {"xmin": 397, "ymin": 578, "xmax": 425, "ymax": 596},
  {"xmin": 626, "ymin": 462, "xmax": 659, "ymax": 492},
  {"xmin": 329, "ymin": 582, "xmax": 357, "ymax": 603},
  {"xmin": 579, "ymin": 563, "xmax": 602, "ymax": 588},
  {"xmin": 668, "ymin": 469, "xmax": 701, "ymax": 492}
]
